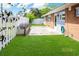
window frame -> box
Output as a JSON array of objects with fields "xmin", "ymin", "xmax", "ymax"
[{"xmin": 75, "ymin": 7, "xmax": 79, "ymax": 17}]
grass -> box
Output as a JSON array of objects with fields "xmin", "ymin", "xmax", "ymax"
[
  {"xmin": 0, "ymin": 35, "xmax": 79, "ymax": 56},
  {"xmin": 32, "ymin": 24, "xmax": 46, "ymax": 26}
]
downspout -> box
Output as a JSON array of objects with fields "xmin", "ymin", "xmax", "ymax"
[{"xmin": 65, "ymin": 8, "xmax": 69, "ymax": 36}]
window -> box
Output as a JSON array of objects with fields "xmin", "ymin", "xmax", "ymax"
[
  {"xmin": 62, "ymin": 14, "xmax": 65, "ymax": 20},
  {"xmin": 47, "ymin": 15, "xmax": 51, "ymax": 22},
  {"xmin": 76, "ymin": 7, "xmax": 79, "ymax": 17}
]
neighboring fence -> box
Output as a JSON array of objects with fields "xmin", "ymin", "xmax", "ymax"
[{"xmin": 32, "ymin": 18, "xmax": 44, "ymax": 24}]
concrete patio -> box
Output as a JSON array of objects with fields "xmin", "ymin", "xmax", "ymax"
[{"xmin": 29, "ymin": 26, "xmax": 62, "ymax": 35}]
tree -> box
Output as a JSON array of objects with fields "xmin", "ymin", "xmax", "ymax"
[
  {"xmin": 30, "ymin": 8, "xmax": 41, "ymax": 18},
  {"xmin": 39, "ymin": 7, "xmax": 50, "ymax": 16},
  {"xmin": 26, "ymin": 13, "xmax": 36, "ymax": 23},
  {"xmin": 25, "ymin": 8, "xmax": 41, "ymax": 24},
  {"xmin": 25, "ymin": 7, "xmax": 51, "ymax": 24}
]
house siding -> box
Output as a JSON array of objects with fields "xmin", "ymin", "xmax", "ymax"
[
  {"xmin": 65, "ymin": 4, "xmax": 79, "ymax": 40},
  {"xmin": 49, "ymin": 14, "xmax": 54, "ymax": 28}
]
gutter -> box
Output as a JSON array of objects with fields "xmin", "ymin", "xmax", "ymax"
[{"xmin": 42, "ymin": 3, "xmax": 77, "ymax": 17}]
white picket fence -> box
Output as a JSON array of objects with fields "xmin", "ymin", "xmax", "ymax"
[{"xmin": 0, "ymin": 15, "xmax": 19, "ymax": 51}]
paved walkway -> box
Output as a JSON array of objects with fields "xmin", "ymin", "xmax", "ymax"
[{"xmin": 29, "ymin": 26, "xmax": 62, "ymax": 35}]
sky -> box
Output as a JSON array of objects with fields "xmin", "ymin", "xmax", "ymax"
[{"xmin": 0, "ymin": 3, "xmax": 63, "ymax": 15}]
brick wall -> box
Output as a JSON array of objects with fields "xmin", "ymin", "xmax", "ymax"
[
  {"xmin": 45, "ymin": 14, "xmax": 55, "ymax": 28},
  {"xmin": 65, "ymin": 4, "xmax": 79, "ymax": 40}
]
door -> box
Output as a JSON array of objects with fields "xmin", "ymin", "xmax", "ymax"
[{"xmin": 55, "ymin": 16, "xmax": 57, "ymax": 26}]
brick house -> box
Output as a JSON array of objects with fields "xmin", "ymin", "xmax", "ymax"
[{"xmin": 42, "ymin": 3, "xmax": 79, "ymax": 40}]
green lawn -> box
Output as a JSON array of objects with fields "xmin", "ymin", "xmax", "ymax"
[
  {"xmin": 32, "ymin": 24, "xmax": 46, "ymax": 26},
  {"xmin": 0, "ymin": 35, "xmax": 79, "ymax": 56}
]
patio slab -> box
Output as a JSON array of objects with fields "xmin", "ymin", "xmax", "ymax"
[{"xmin": 29, "ymin": 26, "xmax": 62, "ymax": 35}]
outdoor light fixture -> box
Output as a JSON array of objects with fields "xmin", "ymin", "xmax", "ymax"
[{"xmin": 68, "ymin": 6, "xmax": 72, "ymax": 11}]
